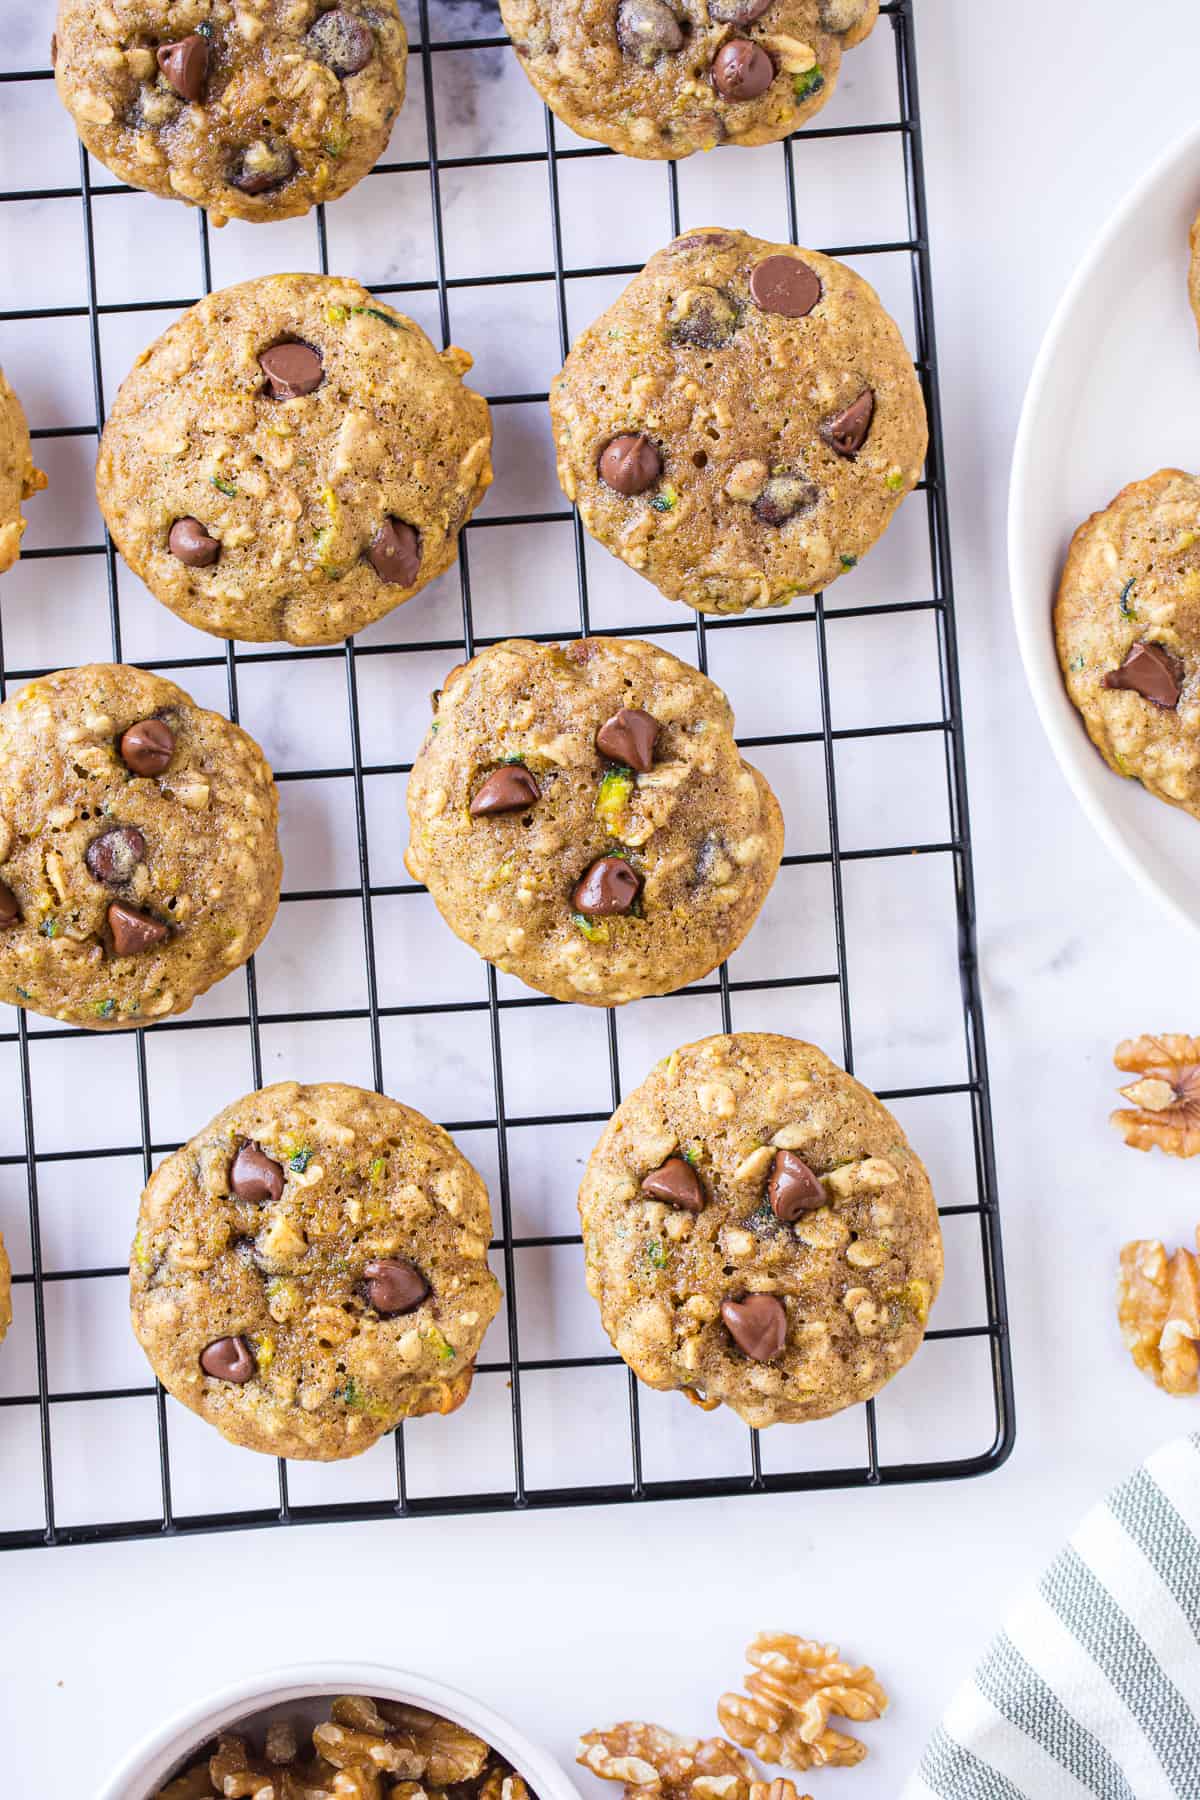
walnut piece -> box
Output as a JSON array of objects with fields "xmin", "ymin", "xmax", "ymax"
[
  {"xmin": 1118, "ymin": 1232, "xmax": 1200, "ymax": 1395},
  {"xmin": 717, "ymin": 1633, "xmax": 888, "ymax": 1772},
  {"xmin": 577, "ymin": 1724, "xmax": 810, "ymax": 1800},
  {"xmin": 1112, "ymin": 1035, "xmax": 1200, "ymax": 1157}
]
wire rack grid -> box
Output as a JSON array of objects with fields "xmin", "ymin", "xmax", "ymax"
[{"xmin": 0, "ymin": 0, "xmax": 1013, "ymax": 1550}]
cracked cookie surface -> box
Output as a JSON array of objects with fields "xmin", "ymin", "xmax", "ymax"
[
  {"xmin": 500, "ymin": 0, "xmax": 876, "ymax": 160},
  {"xmin": 578, "ymin": 1032, "xmax": 941, "ymax": 1426},
  {"xmin": 1056, "ymin": 469, "xmax": 1200, "ymax": 816},
  {"xmin": 53, "ymin": 0, "xmax": 407, "ymax": 225},
  {"xmin": 0, "ymin": 664, "xmax": 280, "ymax": 1029},
  {"xmin": 0, "ymin": 368, "xmax": 47, "ymax": 577},
  {"xmin": 405, "ymin": 637, "xmax": 784, "ymax": 1006},
  {"xmin": 550, "ymin": 229, "xmax": 927, "ymax": 616},
  {"xmin": 131, "ymin": 1081, "xmax": 502, "ymax": 1459},
  {"xmin": 96, "ymin": 273, "xmax": 492, "ymax": 645}
]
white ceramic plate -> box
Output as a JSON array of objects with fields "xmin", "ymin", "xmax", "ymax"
[{"xmin": 1009, "ymin": 119, "xmax": 1200, "ymax": 934}]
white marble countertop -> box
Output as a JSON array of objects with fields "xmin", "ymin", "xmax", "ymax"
[{"xmin": 4, "ymin": 0, "xmax": 1200, "ymax": 1791}]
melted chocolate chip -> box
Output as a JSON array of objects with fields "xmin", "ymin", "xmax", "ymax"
[
  {"xmin": 721, "ymin": 1292, "xmax": 787, "ymax": 1360},
  {"xmin": 616, "ymin": 0, "xmax": 684, "ymax": 63},
  {"xmin": 168, "ymin": 516, "xmax": 220, "ymax": 567},
  {"xmin": 670, "ymin": 231, "xmax": 739, "ymax": 252},
  {"xmin": 599, "ymin": 434, "xmax": 661, "ymax": 495},
  {"xmin": 156, "ymin": 33, "xmax": 210, "ymax": 102},
  {"xmin": 753, "ymin": 473, "xmax": 819, "ymax": 525},
  {"xmin": 819, "ymin": 389, "xmax": 875, "ymax": 459},
  {"xmin": 641, "ymin": 1156, "xmax": 706, "ymax": 1212},
  {"xmin": 119, "ymin": 718, "xmax": 175, "ymax": 776},
  {"xmin": 85, "ymin": 827, "xmax": 146, "ymax": 887},
  {"xmin": 0, "ymin": 885, "xmax": 19, "ymax": 927},
  {"xmin": 711, "ymin": 39, "xmax": 774, "ymax": 100},
  {"xmin": 749, "ymin": 255, "xmax": 822, "ymax": 318},
  {"xmin": 367, "ymin": 517, "xmax": 421, "ymax": 585},
  {"xmin": 470, "ymin": 764, "xmax": 541, "ymax": 816},
  {"xmin": 1101, "ymin": 641, "xmax": 1182, "ymax": 710},
  {"xmin": 767, "ymin": 1149, "xmax": 825, "ymax": 1221},
  {"xmin": 259, "ymin": 341, "xmax": 324, "ymax": 400},
  {"xmin": 230, "ymin": 1143, "xmax": 284, "ymax": 1206},
  {"xmin": 200, "ymin": 1336, "xmax": 256, "ymax": 1383},
  {"xmin": 572, "ymin": 857, "xmax": 641, "ymax": 916},
  {"xmin": 107, "ymin": 902, "xmax": 168, "ymax": 957},
  {"xmin": 667, "ymin": 286, "xmax": 738, "ymax": 350},
  {"xmin": 364, "ymin": 1258, "xmax": 430, "ymax": 1316},
  {"xmin": 596, "ymin": 707, "xmax": 658, "ymax": 771},
  {"xmin": 307, "ymin": 9, "xmax": 375, "ymax": 77},
  {"xmin": 708, "ymin": 0, "xmax": 772, "ymax": 18},
  {"xmin": 230, "ymin": 144, "xmax": 297, "ymax": 195}
]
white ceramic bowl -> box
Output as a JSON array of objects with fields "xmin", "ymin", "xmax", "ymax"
[
  {"xmin": 1009, "ymin": 117, "xmax": 1200, "ymax": 935},
  {"xmin": 98, "ymin": 1663, "xmax": 585, "ymax": 1800}
]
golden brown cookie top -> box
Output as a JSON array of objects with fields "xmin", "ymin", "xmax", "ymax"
[
  {"xmin": 53, "ymin": 0, "xmax": 407, "ymax": 224},
  {"xmin": 131, "ymin": 1082, "xmax": 502, "ymax": 1460},
  {"xmin": 0, "ymin": 663, "xmax": 280, "ymax": 1028},
  {"xmin": 96, "ymin": 274, "xmax": 493, "ymax": 646},
  {"xmin": 550, "ymin": 229, "xmax": 927, "ymax": 616},
  {"xmin": 500, "ymin": 0, "xmax": 878, "ymax": 159},
  {"xmin": 578, "ymin": 1032, "xmax": 942, "ymax": 1427},
  {"xmin": 406, "ymin": 636, "xmax": 784, "ymax": 1006},
  {"xmin": 0, "ymin": 367, "xmax": 47, "ymax": 578}
]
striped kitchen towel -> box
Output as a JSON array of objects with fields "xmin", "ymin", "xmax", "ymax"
[{"xmin": 903, "ymin": 1434, "xmax": 1200, "ymax": 1800}]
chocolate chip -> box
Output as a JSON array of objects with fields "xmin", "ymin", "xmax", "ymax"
[
  {"xmin": 364, "ymin": 1258, "xmax": 430, "ymax": 1316},
  {"xmin": 156, "ymin": 33, "xmax": 210, "ymax": 102},
  {"xmin": 711, "ymin": 39, "xmax": 774, "ymax": 100},
  {"xmin": 820, "ymin": 0, "xmax": 870, "ymax": 28},
  {"xmin": 596, "ymin": 707, "xmax": 659, "ymax": 771},
  {"xmin": 599, "ymin": 434, "xmax": 661, "ymax": 496},
  {"xmin": 119, "ymin": 718, "xmax": 175, "ymax": 775},
  {"xmin": 107, "ymin": 902, "xmax": 168, "ymax": 956},
  {"xmin": 753, "ymin": 473, "xmax": 819, "ymax": 525},
  {"xmin": 259, "ymin": 342, "xmax": 324, "ymax": 400},
  {"xmin": 85, "ymin": 827, "xmax": 146, "ymax": 887},
  {"xmin": 230, "ymin": 1143, "xmax": 285, "ymax": 1206},
  {"xmin": 0, "ymin": 885, "xmax": 19, "ymax": 927},
  {"xmin": 767, "ymin": 1149, "xmax": 825, "ymax": 1221},
  {"xmin": 820, "ymin": 389, "xmax": 875, "ymax": 459},
  {"xmin": 670, "ymin": 231, "xmax": 739, "ymax": 252},
  {"xmin": 572, "ymin": 856, "xmax": 641, "ymax": 916},
  {"xmin": 1101, "ymin": 641, "xmax": 1182, "ymax": 710},
  {"xmin": 200, "ymin": 1336, "xmax": 256, "ymax": 1383},
  {"xmin": 168, "ymin": 516, "xmax": 220, "ymax": 568},
  {"xmin": 749, "ymin": 254, "xmax": 822, "ymax": 318},
  {"xmin": 708, "ymin": 0, "xmax": 772, "ymax": 18},
  {"xmin": 307, "ymin": 8, "xmax": 375, "ymax": 77},
  {"xmin": 230, "ymin": 144, "xmax": 297, "ymax": 195},
  {"xmin": 366, "ymin": 517, "xmax": 421, "ymax": 585},
  {"xmin": 641, "ymin": 1156, "xmax": 705, "ymax": 1212},
  {"xmin": 470, "ymin": 764, "xmax": 541, "ymax": 816},
  {"xmin": 721, "ymin": 1292, "xmax": 787, "ymax": 1360},
  {"xmin": 667, "ymin": 286, "xmax": 738, "ymax": 350},
  {"xmin": 616, "ymin": 0, "xmax": 684, "ymax": 63}
]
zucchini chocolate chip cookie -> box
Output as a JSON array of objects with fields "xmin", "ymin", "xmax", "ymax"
[
  {"xmin": 1056, "ymin": 469, "xmax": 1200, "ymax": 815},
  {"xmin": 96, "ymin": 274, "xmax": 492, "ymax": 646},
  {"xmin": 131, "ymin": 1082, "xmax": 502, "ymax": 1460},
  {"xmin": 0, "ymin": 664, "xmax": 281, "ymax": 1029},
  {"xmin": 500, "ymin": 0, "xmax": 876, "ymax": 160},
  {"xmin": 578, "ymin": 1033, "xmax": 942, "ymax": 1427},
  {"xmin": 0, "ymin": 367, "xmax": 48, "ymax": 577},
  {"xmin": 53, "ymin": 0, "xmax": 407, "ymax": 226},
  {"xmin": 550, "ymin": 229, "xmax": 927, "ymax": 616},
  {"xmin": 405, "ymin": 636, "xmax": 784, "ymax": 1006}
]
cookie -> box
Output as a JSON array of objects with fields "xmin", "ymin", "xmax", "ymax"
[
  {"xmin": 130, "ymin": 1081, "xmax": 502, "ymax": 1460},
  {"xmin": 1056, "ymin": 469, "xmax": 1200, "ymax": 816},
  {"xmin": 53, "ymin": 1, "xmax": 407, "ymax": 227},
  {"xmin": 578, "ymin": 1032, "xmax": 942, "ymax": 1427},
  {"xmin": 96, "ymin": 274, "xmax": 492, "ymax": 646},
  {"xmin": 0, "ymin": 1229, "xmax": 10, "ymax": 1347},
  {"xmin": 550, "ymin": 229, "xmax": 927, "ymax": 616},
  {"xmin": 405, "ymin": 637, "xmax": 784, "ymax": 1006},
  {"xmin": 0, "ymin": 368, "xmax": 48, "ymax": 577},
  {"xmin": 0, "ymin": 664, "xmax": 281, "ymax": 1029},
  {"xmin": 500, "ymin": 0, "xmax": 877, "ymax": 160}
]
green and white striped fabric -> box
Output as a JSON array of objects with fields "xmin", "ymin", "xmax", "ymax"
[{"xmin": 904, "ymin": 1434, "xmax": 1200, "ymax": 1800}]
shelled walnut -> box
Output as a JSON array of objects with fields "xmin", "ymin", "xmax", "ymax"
[
  {"xmin": 1111, "ymin": 1035, "xmax": 1200, "ymax": 1157},
  {"xmin": 717, "ymin": 1633, "xmax": 888, "ymax": 1772},
  {"xmin": 577, "ymin": 1724, "xmax": 810, "ymax": 1800},
  {"xmin": 1118, "ymin": 1232, "xmax": 1200, "ymax": 1394}
]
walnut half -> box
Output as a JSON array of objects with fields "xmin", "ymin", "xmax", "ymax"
[
  {"xmin": 717, "ymin": 1633, "xmax": 888, "ymax": 1772},
  {"xmin": 1112, "ymin": 1035, "xmax": 1200, "ymax": 1157},
  {"xmin": 1118, "ymin": 1232, "xmax": 1200, "ymax": 1395},
  {"xmin": 577, "ymin": 1724, "xmax": 810, "ymax": 1800}
]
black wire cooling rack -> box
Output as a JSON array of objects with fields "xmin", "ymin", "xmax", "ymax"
[{"xmin": 0, "ymin": 0, "xmax": 1013, "ymax": 1549}]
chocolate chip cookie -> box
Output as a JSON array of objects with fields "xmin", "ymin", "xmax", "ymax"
[
  {"xmin": 53, "ymin": 1, "xmax": 407, "ymax": 227},
  {"xmin": 1056, "ymin": 469, "xmax": 1200, "ymax": 815},
  {"xmin": 0, "ymin": 1229, "xmax": 10, "ymax": 1347},
  {"xmin": 578, "ymin": 1032, "xmax": 942, "ymax": 1427},
  {"xmin": 500, "ymin": 0, "xmax": 877, "ymax": 160},
  {"xmin": 0, "ymin": 368, "xmax": 47, "ymax": 577},
  {"xmin": 0, "ymin": 664, "xmax": 281, "ymax": 1029},
  {"xmin": 96, "ymin": 274, "xmax": 493, "ymax": 646},
  {"xmin": 405, "ymin": 637, "xmax": 784, "ymax": 1006},
  {"xmin": 131, "ymin": 1081, "xmax": 502, "ymax": 1460},
  {"xmin": 550, "ymin": 229, "xmax": 928, "ymax": 615}
]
